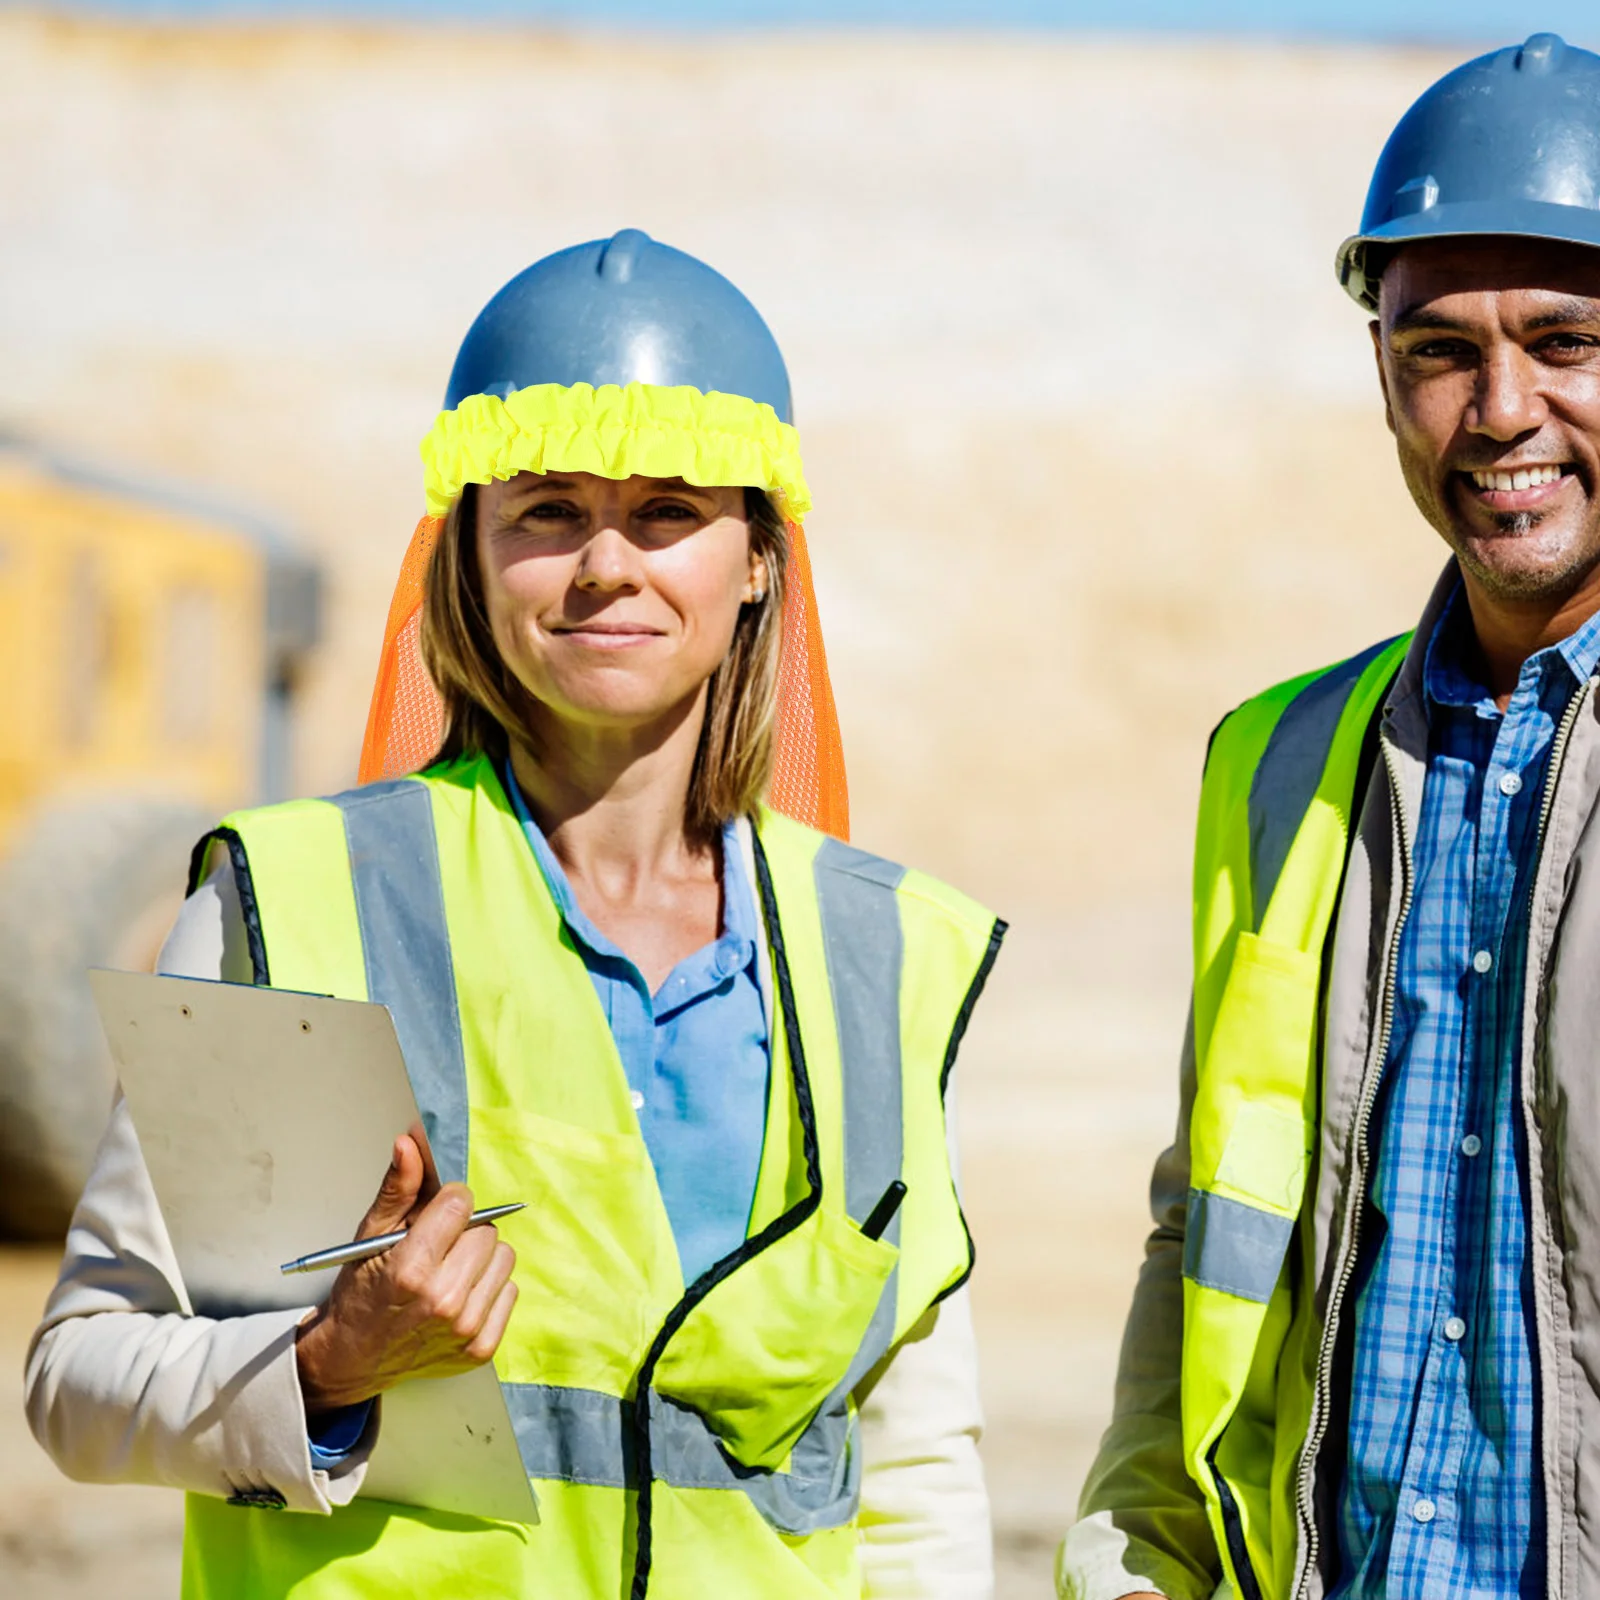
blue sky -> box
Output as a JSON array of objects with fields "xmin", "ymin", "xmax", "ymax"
[{"xmin": 26, "ymin": 1, "xmax": 1600, "ymax": 44}]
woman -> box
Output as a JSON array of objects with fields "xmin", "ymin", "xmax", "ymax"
[{"xmin": 27, "ymin": 231, "xmax": 1005, "ymax": 1599}]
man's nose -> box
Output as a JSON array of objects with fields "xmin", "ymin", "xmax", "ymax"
[{"xmin": 1467, "ymin": 345, "xmax": 1548, "ymax": 441}]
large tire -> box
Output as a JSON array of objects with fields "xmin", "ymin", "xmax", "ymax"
[{"xmin": 0, "ymin": 796, "xmax": 210, "ymax": 1238}]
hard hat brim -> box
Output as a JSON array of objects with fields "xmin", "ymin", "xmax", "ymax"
[{"xmin": 1337, "ymin": 198, "xmax": 1600, "ymax": 312}]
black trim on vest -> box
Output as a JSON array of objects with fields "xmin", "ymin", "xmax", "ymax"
[
  {"xmin": 1208, "ymin": 1437, "xmax": 1267, "ymax": 1600},
  {"xmin": 940, "ymin": 918, "xmax": 1006, "ymax": 1099},
  {"xmin": 627, "ymin": 828, "xmax": 824, "ymax": 1600},
  {"xmin": 931, "ymin": 916, "xmax": 1006, "ymax": 1308},
  {"xmin": 187, "ymin": 828, "xmax": 269, "ymax": 986}
]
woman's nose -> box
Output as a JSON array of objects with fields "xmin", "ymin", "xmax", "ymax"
[{"xmin": 573, "ymin": 523, "xmax": 644, "ymax": 591}]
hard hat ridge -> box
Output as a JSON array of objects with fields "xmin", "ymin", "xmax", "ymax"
[
  {"xmin": 1337, "ymin": 33, "xmax": 1600, "ymax": 310},
  {"xmin": 444, "ymin": 229, "xmax": 793, "ymax": 422}
]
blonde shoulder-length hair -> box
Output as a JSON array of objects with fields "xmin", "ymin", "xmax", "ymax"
[{"xmin": 420, "ymin": 482, "xmax": 789, "ymax": 842}]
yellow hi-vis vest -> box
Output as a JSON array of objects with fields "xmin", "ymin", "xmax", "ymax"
[
  {"xmin": 178, "ymin": 752, "xmax": 1004, "ymax": 1600},
  {"xmin": 1183, "ymin": 634, "xmax": 1411, "ymax": 1600}
]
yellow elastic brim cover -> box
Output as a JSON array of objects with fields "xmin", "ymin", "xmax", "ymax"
[{"xmin": 420, "ymin": 381, "xmax": 812, "ymax": 521}]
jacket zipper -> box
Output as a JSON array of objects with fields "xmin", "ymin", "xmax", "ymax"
[
  {"xmin": 1290, "ymin": 680, "xmax": 1591, "ymax": 1599},
  {"xmin": 1290, "ymin": 735, "xmax": 1414, "ymax": 1600},
  {"xmin": 1532, "ymin": 681, "xmax": 1587, "ymax": 856}
]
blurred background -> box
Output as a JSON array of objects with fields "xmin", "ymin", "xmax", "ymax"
[{"xmin": 0, "ymin": 2, "xmax": 1578, "ymax": 1595}]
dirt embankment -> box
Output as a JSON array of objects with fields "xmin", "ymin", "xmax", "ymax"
[{"xmin": 0, "ymin": 17, "xmax": 1459, "ymax": 1596}]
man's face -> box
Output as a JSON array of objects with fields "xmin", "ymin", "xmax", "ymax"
[{"xmin": 1375, "ymin": 238, "xmax": 1600, "ymax": 603}]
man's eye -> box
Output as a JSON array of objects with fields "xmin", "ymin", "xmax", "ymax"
[
  {"xmin": 1407, "ymin": 339, "xmax": 1476, "ymax": 361},
  {"xmin": 1537, "ymin": 333, "xmax": 1600, "ymax": 358}
]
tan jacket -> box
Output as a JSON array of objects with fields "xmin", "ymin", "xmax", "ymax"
[
  {"xmin": 26, "ymin": 854, "xmax": 993, "ymax": 1599},
  {"xmin": 1061, "ymin": 566, "xmax": 1600, "ymax": 1600}
]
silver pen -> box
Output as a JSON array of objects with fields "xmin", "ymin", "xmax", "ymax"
[{"xmin": 279, "ymin": 1202, "xmax": 526, "ymax": 1275}]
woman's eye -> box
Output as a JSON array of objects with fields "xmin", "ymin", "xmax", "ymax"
[
  {"xmin": 522, "ymin": 502, "xmax": 577, "ymax": 520},
  {"xmin": 641, "ymin": 502, "xmax": 698, "ymax": 522}
]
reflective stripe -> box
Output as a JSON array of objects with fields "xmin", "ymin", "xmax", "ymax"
[
  {"xmin": 1247, "ymin": 636, "xmax": 1399, "ymax": 929},
  {"xmin": 1183, "ymin": 1187, "xmax": 1294, "ymax": 1304},
  {"xmin": 327, "ymin": 781, "xmax": 470, "ymax": 1187},
  {"xmin": 814, "ymin": 839, "xmax": 905, "ymax": 1394},
  {"xmin": 814, "ymin": 839, "xmax": 907, "ymax": 1229},
  {"xmin": 503, "ymin": 1384, "xmax": 859, "ymax": 1534}
]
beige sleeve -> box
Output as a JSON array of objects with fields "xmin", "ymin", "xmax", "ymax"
[
  {"xmin": 855, "ymin": 1081, "xmax": 992, "ymax": 1600},
  {"xmin": 22, "ymin": 862, "xmax": 376, "ymax": 1513},
  {"xmin": 856, "ymin": 1285, "xmax": 993, "ymax": 1600},
  {"xmin": 1054, "ymin": 1006, "xmax": 1219, "ymax": 1600}
]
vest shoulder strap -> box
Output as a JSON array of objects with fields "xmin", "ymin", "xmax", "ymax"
[{"xmin": 1195, "ymin": 634, "xmax": 1410, "ymax": 997}]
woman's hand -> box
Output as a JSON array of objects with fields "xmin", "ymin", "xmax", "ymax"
[{"xmin": 294, "ymin": 1134, "xmax": 518, "ymax": 1414}]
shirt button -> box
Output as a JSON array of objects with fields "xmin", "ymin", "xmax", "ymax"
[
  {"xmin": 1461, "ymin": 1134, "xmax": 1483, "ymax": 1157},
  {"xmin": 1472, "ymin": 949, "xmax": 1494, "ymax": 974},
  {"xmin": 1413, "ymin": 1497, "xmax": 1437, "ymax": 1524},
  {"xmin": 1443, "ymin": 1317, "xmax": 1467, "ymax": 1342},
  {"xmin": 629, "ymin": 1090, "xmax": 645, "ymax": 1111},
  {"xmin": 1499, "ymin": 771, "xmax": 1523, "ymax": 796}
]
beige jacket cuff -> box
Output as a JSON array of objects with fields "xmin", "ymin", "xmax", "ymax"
[
  {"xmin": 1056, "ymin": 1511, "xmax": 1216, "ymax": 1600},
  {"xmin": 27, "ymin": 1302, "xmax": 372, "ymax": 1513}
]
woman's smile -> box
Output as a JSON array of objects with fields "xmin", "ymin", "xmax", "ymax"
[{"xmin": 549, "ymin": 619, "xmax": 667, "ymax": 650}]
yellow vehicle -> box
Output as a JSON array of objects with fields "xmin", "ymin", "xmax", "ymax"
[{"xmin": 0, "ymin": 434, "xmax": 320, "ymax": 1237}]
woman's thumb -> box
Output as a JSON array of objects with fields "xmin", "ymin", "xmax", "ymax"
[{"xmin": 359, "ymin": 1134, "xmax": 424, "ymax": 1236}]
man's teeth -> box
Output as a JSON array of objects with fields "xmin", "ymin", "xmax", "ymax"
[{"xmin": 1471, "ymin": 465, "xmax": 1566, "ymax": 491}]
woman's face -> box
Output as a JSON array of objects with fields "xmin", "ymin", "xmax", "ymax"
[{"xmin": 475, "ymin": 470, "xmax": 765, "ymax": 734}]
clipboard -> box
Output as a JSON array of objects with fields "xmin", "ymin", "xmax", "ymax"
[{"xmin": 89, "ymin": 968, "xmax": 538, "ymax": 1526}]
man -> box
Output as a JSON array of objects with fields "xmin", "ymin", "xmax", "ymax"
[{"xmin": 1058, "ymin": 32, "xmax": 1600, "ymax": 1600}]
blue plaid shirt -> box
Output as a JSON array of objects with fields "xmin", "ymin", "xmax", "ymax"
[{"xmin": 1332, "ymin": 588, "xmax": 1600, "ymax": 1599}]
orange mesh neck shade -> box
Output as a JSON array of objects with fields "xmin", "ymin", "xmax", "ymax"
[{"xmin": 357, "ymin": 514, "xmax": 850, "ymax": 840}]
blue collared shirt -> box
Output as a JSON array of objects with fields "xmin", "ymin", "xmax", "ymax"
[
  {"xmin": 1332, "ymin": 588, "xmax": 1600, "ymax": 1599},
  {"xmin": 309, "ymin": 772, "xmax": 772, "ymax": 1466},
  {"xmin": 503, "ymin": 767, "xmax": 772, "ymax": 1286}
]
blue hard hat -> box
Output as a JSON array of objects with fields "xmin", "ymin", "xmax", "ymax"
[
  {"xmin": 1337, "ymin": 33, "xmax": 1600, "ymax": 311},
  {"xmin": 444, "ymin": 229, "xmax": 793, "ymax": 423}
]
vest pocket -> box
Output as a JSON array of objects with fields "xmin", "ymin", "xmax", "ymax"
[
  {"xmin": 1195, "ymin": 929, "xmax": 1318, "ymax": 1209},
  {"xmin": 468, "ymin": 1105, "xmax": 680, "ymax": 1393},
  {"xmin": 651, "ymin": 1207, "xmax": 898, "ymax": 1472}
]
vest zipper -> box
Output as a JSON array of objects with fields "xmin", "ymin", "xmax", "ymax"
[{"xmin": 1290, "ymin": 732, "xmax": 1414, "ymax": 1600}]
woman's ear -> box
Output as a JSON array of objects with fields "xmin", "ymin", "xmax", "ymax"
[{"xmin": 744, "ymin": 551, "xmax": 768, "ymax": 605}]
